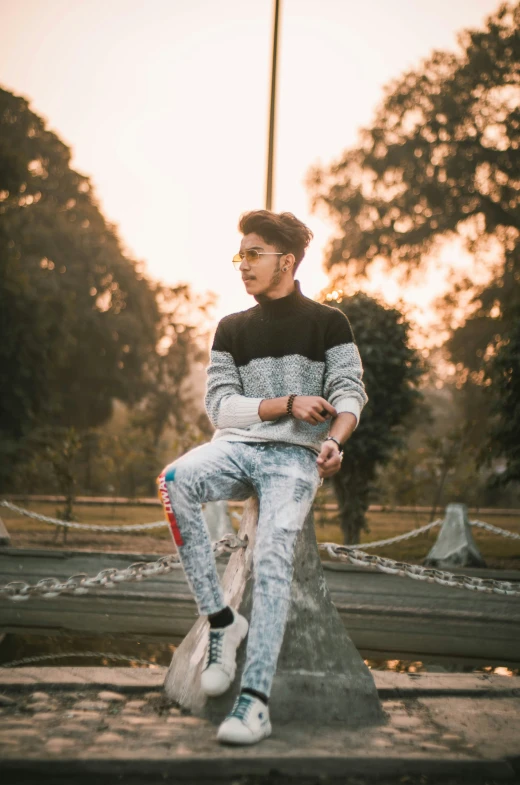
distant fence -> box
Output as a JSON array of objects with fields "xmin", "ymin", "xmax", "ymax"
[{"xmin": 4, "ymin": 494, "xmax": 520, "ymax": 517}]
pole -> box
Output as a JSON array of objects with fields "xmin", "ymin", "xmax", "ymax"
[{"xmin": 265, "ymin": 0, "xmax": 281, "ymax": 211}]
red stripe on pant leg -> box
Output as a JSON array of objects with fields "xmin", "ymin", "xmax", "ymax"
[{"xmin": 157, "ymin": 471, "xmax": 184, "ymax": 546}]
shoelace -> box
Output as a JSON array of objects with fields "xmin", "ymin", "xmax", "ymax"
[
  {"xmin": 230, "ymin": 694, "xmax": 255, "ymax": 722},
  {"xmin": 205, "ymin": 629, "xmax": 224, "ymax": 666}
]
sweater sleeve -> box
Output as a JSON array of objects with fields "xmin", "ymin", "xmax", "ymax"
[
  {"xmin": 323, "ymin": 309, "xmax": 368, "ymax": 428},
  {"xmin": 205, "ymin": 318, "xmax": 264, "ymax": 429}
]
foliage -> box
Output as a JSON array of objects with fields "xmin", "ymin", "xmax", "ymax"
[
  {"xmin": 11, "ymin": 426, "xmax": 82, "ymax": 524},
  {"xmin": 91, "ymin": 418, "xmax": 160, "ymax": 499},
  {"xmin": 308, "ymin": 2, "xmax": 519, "ymax": 276},
  {"xmin": 488, "ymin": 309, "xmax": 520, "ymax": 485},
  {"xmin": 322, "ymin": 291, "xmax": 423, "ymax": 543},
  {"xmin": 137, "ymin": 283, "xmax": 215, "ymax": 448},
  {"xmin": 374, "ymin": 368, "xmax": 520, "ymax": 510},
  {"xmin": 0, "ymin": 87, "xmax": 160, "ymax": 488},
  {"xmin": 0, "ymin": 87, "xmax": 216, "ymax": 494},
  {"xmin": 376, "ymin": 414, "xmax": 483, "ymax": 513},
  {"xmin": 308, "ymin": 3, "xmax": 520, "ymax": 484}
]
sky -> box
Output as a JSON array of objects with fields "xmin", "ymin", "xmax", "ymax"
[{"xmin": 0, "ymin": 0, "xmax": 501, "ymax": 337}]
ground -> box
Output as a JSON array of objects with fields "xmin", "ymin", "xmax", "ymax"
[{"xmin": 0, "ymin": 668, "xmax": 519, "ymax": 784}]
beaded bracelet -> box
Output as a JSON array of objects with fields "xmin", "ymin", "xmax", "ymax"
[{"xmin": 287, "ymin": 394, "xmax": 297, "ymax": 416}]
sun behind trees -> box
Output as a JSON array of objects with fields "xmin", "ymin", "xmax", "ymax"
[
  {"xmin": 308, "ymin": 2, "xmax": 520, "ymax": 498},
  {"xmin": 0, "ymin": 87, "xmax": 214, "ymax": 498}
]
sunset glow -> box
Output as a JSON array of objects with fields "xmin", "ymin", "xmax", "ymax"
[{"xmin": 0, "ymin": 0, "xmax": 500, "ymax": 335}]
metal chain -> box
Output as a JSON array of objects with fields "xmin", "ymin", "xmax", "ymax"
[
  {"xmin": 0, "ymin": 651, "xmax": 158, "ymax": 669},
  {"xmin": 4, "ymin": 501, "xmax": 519, "ymax": 548},
  {"xmin": 319, "ymin": 543, "xmax": 520, "ymax": 596},
  {"xmin": 0, "ymin": 533, "xmax": 246, "ymax": 602},
  {"xmin": 0, "ymin": 501, "xmax": 167, "ymax": 532},
  {"xmin": 357, "ymin": 519, "xmax": 442, "ymax": 549},
  {"xmin": 2, "ymin": 499, "xmax": 519, "ymax": 601},
  {"xmin": 470, "ymin": 519, "xmax": 520, "ymax": 541},
  {"xmin": 2, "ymin": 531, "xmax": 518, "ymax": 600}
]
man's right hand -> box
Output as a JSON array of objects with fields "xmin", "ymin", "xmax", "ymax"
[{"xmin": 291, "ymin": 396, "xmax": 337, "ymax": 425}]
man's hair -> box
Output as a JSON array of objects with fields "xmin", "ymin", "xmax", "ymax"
[{"xmin": 238, "ymin": 210, "xmax": 313, "ymax": 270}]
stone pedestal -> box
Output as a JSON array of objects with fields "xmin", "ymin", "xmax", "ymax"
[
  {"xmin": 164, "ymin": 497, "xmax": 384, "ymax": 728},
  {"xmin": 424, "ymin": 503, "xmax": 486, "ymax": 568}
]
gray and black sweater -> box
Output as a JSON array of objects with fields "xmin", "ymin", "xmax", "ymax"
[{"xmin": 205, "ymin": 280, "xmax": 368, "ymax": 454}]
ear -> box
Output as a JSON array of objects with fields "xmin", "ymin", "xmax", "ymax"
[{"xmin": 283, "ymin": 252, "xmax": 296, "ymax": 272}]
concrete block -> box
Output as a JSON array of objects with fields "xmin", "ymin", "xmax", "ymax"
[
  {"xmin": 164, "ymin": 497, "xmax": 384, "ymax": 728},
  {"xmin": 424, "ymin": 503, "xmax": 486, "ymax": 568}
]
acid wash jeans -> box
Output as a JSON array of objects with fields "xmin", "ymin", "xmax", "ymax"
[{"xmin": 157, "ymin": 440, "xmax": 321, "ymax": 698}]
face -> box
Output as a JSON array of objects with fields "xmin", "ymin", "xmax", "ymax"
[{"xmin": 238, "ymin": 232, "xmax": 294, "ymax": 297}]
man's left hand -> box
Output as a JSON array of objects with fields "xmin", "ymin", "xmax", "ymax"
[{"xmin": 316, "ymin": 441, "xmax": 343, "ymax": 479}]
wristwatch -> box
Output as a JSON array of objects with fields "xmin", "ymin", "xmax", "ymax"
[{"xmin": 325, "ymin": 435, "xmax": 344, "ymax": 459}]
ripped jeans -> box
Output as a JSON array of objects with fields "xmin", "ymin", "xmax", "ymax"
[{"xmin": 157, "ymin": 440, "xmax": 321, "ymax": 697}]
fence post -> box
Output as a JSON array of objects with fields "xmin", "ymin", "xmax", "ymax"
[
  {"xmin": 424, "ymin": 503, "xmax": 486, "ymax": 568},
  {"xmin": 164, "ymin": 497, "xmax": 384, "ymax": 728}
]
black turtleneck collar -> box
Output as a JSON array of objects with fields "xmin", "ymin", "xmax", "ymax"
[{"xmin": 254, "ymin": 279, "xmax": 307, "ymax": 319}]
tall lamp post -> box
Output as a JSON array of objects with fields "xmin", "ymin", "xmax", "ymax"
[{"xmin": 265, "ymin": 0, "xmax": 281, "ymax": 211}]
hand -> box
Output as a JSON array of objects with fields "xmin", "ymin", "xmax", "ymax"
[
  {"xmin": 291, "ymin": 396, "xmax": 337, "ymax": 425},
  {"xmin": 316, "ymin": 440, "xmax": 343, "ymax": 479}
]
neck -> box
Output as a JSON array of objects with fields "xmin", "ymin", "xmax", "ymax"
[
  {"xmin": 255, "ymin": 278, "xmax": 296, "ymax": 303},
  {"xmin": 254, "ymin": 279, "xmax": 305, "ymax": 319}
]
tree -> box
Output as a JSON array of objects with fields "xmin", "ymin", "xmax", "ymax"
[
  {"xmin": 0, "ymin": 87, "xmax": 160, "ymax": 488},
  {"xmin": 322, "ymin": 290, "xmax": 423, "ymax": 543},
  {"xmin": 487, "ymin": 309, "xmax": 520, "ymax": 485},
  {"xmin": 308, "ymin": 2, "xmax": 520, "ymax": 484},
  {"xmin": 138, "ymin": 283, "xmax": 215, "ymax": 450},
  {"xmin": 373, "ymin": 372, "xmax": 508, "ymax": 511}
]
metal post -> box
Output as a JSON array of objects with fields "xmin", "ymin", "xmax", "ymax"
[{"xmin": 265, "ymin": 0, "xmax": 281, "ymax": 211}]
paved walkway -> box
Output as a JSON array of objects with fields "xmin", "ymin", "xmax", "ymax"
[{"xmin": 0, "ymin": 668, "xmax": 519, "ymax": 783}]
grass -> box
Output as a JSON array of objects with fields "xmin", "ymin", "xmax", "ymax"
[{"xmin": 2, "ymin": 500, "xmax": 519, "ymax": 569}]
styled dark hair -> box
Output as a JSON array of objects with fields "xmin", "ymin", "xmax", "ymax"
[{"xmin": 238, "ymin": 210, "xmax": 313, "ymax": 270}]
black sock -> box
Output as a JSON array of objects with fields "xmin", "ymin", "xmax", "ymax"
[
  {"xmin": 241, "ymin": 688, "xmax": 268, "ymax": 705},
  {"xmin": 208, "ymin": 606, "xmax": 234, "ymax": 629}
]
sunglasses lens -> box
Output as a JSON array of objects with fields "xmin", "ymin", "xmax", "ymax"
[{"xmin": 232, "ymin": 250, "xmax": 261, "ymax": 269}]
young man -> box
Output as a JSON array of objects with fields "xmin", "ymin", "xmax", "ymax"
[{"xmin": 158, "ymin": 210, "xmax": 367, "ymax": 745}]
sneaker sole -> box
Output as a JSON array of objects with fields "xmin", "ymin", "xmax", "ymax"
[{"xmin": 217, "ymin": 722, "xmax": 272, "ymax": 746}]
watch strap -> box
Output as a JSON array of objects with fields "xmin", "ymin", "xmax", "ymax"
[{"xmin": 325, "ymin": 435, "xmax": 343, "ymax": 453}]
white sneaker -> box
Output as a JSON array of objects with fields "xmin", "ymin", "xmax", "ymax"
[
  {"xmin": 200, "ymin": 609, "xmax": 248, "ymax": 697},
  {"xmin": 217, "ymin": 693, "xmax": 272, "ymax": 745}
]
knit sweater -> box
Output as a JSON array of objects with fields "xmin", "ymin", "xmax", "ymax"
[{"xmin": 205, "ymin": 280, "xmax": 368, "ymax": 454}]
